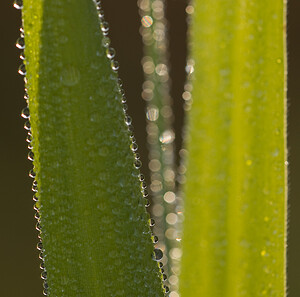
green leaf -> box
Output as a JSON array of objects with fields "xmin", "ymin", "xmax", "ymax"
[
  {"xmin": 180, "ymin": 1, "xmax": 287, "ymax": 296},
  {"xmin": 23, "ymin": 0, "xmax": 164, "ymax": 295}
]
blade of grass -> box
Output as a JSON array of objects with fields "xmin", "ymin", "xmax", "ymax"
[
  {"xmin": 22, "ymin": 0, "xmax": 164, "ymax": 295},
  {"xmin": 180, "ymin": 1, "xmax": 287, "ymax": 296},
  {"xmin": 138, "ymin": 0, "xmax": 180, "ymax": 293}
]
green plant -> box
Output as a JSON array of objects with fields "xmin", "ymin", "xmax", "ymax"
[{"xmin": 17, "ymin": 0, "xmax": 286, "ymax": 296}]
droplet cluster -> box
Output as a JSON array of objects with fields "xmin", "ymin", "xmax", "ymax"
[
  {"xmin": 14, "ymin": 1, "xmax": 48, "ymax": 295},
  {"xmin": 138, "ymin": 0, "xmax": 184, "ymax": 295},
  {"xmin": 94, "ymin": 1, "xmax": 167, "ymax": 294}
]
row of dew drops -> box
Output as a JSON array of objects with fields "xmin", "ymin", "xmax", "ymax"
[
  {"xmin": 14, "ymin": 0, "xmax": 49, "ymax": 295},
  {"xmin": 138, "ymin": 1, "xmax": 196, "ymax": 296},
  {"xmin": 94, "ymin": 1, "xmax": 170, "ymax": 294},
  {"xmin": 15, "ymin": 0, "xmax": 169, "ymax": 295},
  {"xmin": 139, "ymin": 0, "xmax": 178, "ymax": 295}
]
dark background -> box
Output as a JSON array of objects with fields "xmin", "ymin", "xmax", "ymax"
[{"xmin": 0, "ymin": 1, "xmax": 298, "ymax": 296}]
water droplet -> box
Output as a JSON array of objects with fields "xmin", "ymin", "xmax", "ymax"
[
  {"xmin": 162, "ymin": 274, "xmax": 167, "ymax": 281},
  {"xmin": 159, "ymin": 130, "xmax": 175, "ymax": 144},
  {"xmin": 164, "ymin": 285, "xmax": 170, "ymax": 293},
  {"xmin": 146, "ymin": 106, "xmax": 159, "ymax": 121},
  {"xmin": 13, "ymin": 0, "xmax": 23, "ymax": 9},
  {"xmin": 106, "ymin": 47, "xmax": 116, "ymax": 59},
  {"xmin": 152, "ymin": 235, "xmax": 158, "ymax": 243},
  {"xmin": 149, "ymin": 218, "xmax": 155, "ymax": 226},
  {"xmin": 29, "ymin": 169, "xmax": 36, "ymax": 178},
  {"xmin": 125, "ymin": 115, "xmax": 132, "ymax": 125},
  {"xmin": 158, "ymin": 262, "xmax": 163, "ymax": 268},
  {"xmin": 36, "ymin": 222, "xmax": 41, "ymax": 231},
  {"xmin": 127, "ymin": 124, "xmax": 134, "ymax": 134},
  {"xmin": 43, "ymin": 288, "xmax": 48, "ymax": 296},
  {"xmin": 141, "ymin": 181, "xmax": 147, "ymax": 189},
  {"xmin": 149, "ymin": 159, "xmax": 161, "ymax": 172},
  {"xmin": 16, "ymin": 37, "xmax": 25, "ymax": 49},
  {"xmin": 142, "ymin": 189, "xmax": 149, "ymax": 197},
  {"xmin": 32, "ymin": 184, "xmax": 38, "ymax": 192},
  {"xmin": 155, "ymin": 64, "xmax": 168, "ymax": 76},
  {"xmin": 111, "ymin": 60, "xmax": 119, "ymax": 72},
  {"xmin": 145, "ymin": 199, "xmax": 150, "ymax": 207},
  {"xmin": 33, "ymin": 203, "xmax": 39, "ymax": 212},
  {"xmin": 37, "ymin": 241, "xmax": 43, "ymax": 251},
  {"xmin": 28, "ymin": 151, "xmax": 34, "ymax": 161},
  {"xmin": 101, "ymin": 21, "xmax": 110, "ymax": 35},
  {"xmin": 152, "ymin": 248, "xmax": 163, "ymax": 261},
  {"xmin": 121, "ymin": 96, "xmax": 127, "ymax": 104},
  {"xmin": 138, "ymin": 174, "xmax": 145, "ymax": 181},
  {"xmin": 21, "ymin": 107, "xmax": 30, "ymax": 119},
  {"xmin": 102, "ymin": 36, "xmax": 111, "ymax": 48},
  {"xmin": 41, "ymin": 271, "xmax": 47, "ymax": 280},
  {"xmin": 130, "ymin": 142, "xmax": 138, "ymax": 152},
  {"xmin": 141, "ymin": 15, "xmax": 153, "ymax": 28},
  {"xmin": 97, "ymin": 8, "xmax": 105, "ymax": 20},
  {"xmin": 34, "ymin": 211, "xmax": 40, "ymax": 220},
  {"xmin": 33, "ymin": 194, "xmax": 38, "ymax": 202},
  {"xmin": 18, "ymin": 64, "xmax": 26, "ymax": 76},
  {"xmin": 170, "ymin": 247, "xmax": 183, "ymax": 259},
  {"xmin": 24, "ymin": 120, "xmax": 31, "ymax": 131},
  {"xmin": 164, "ymin": 191, "xmax": 176, "ymax": 203},
  {"xmin": 185, "ymin": 5, "xmax": 194, "ymax": 14},
  {"xmin": 39, "ymin": 252, "xmax": 44, "ymax": 260},
  {"xmin": 134, "ymin": 160, "xmax": 142, "ymax": 169},
  {"xmin": 20, "ymin": 51, "xmax": 25, "ymax": 60},
  {"xmin": 134, "ymin": 153, "xmax": 140, "ymax": 160},
  {"xmin": 166, "ymin": 213, "xmax": 178, "ymax": 225}
]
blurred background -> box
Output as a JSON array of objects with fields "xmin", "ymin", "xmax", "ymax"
[{"xmin": 0, "ymin": 0, "xmax": 298, "ymax": 296}]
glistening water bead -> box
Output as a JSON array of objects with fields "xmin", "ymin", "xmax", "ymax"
[
  {"xmin": 102, "ymin": 36, "xmax": 111, "ymax": 48},
  {"xmin": 13, "ymin": 0, "xmax": 23, "ymax": 10},
  {"xmin": 24, "ymin": 120, "xmax": 31, "ymax": 131},
  {"xmin": 141, "ymin": 15, "xmax": 153, "ymax": 28},
  {"xmin": 28, "ymin": 151, "xmax": 34, "ymax": 161},
  {"xmin": 111, "ymin": 60, "xmax": 119, "ymax": 72},
  {"xmin": 134, "ymin": 160, "xmax": 142, "ymax": 169},
  {"xmin": 20, "ymin": 51, "xmax": 25, "ymax": 60},
  {"xmin": 101, "ymin": 21, "xmax": 109, "ymax": 35},
  {"xmin": 29, "ymin": 169, "xmax": 36, "ymax": 178},
  {"xmin": 16, "ymin": 37, "xmax": 25, "ymax": 49},
  {"xmin": 18, "ymin": 64, "xmax": 26, "ymax": 76},
  {"xmin": 106, "ymin": 47, "xmax": 116, "ymax": 59},
  {"xmin": 41, "ymin": 271, "xmax": 47, "ymax": 280},
  {"xmin": 152, "ymin": 248, "xmax": 163, "ymax": 261},
  {"xmin": 149, "ymin": 218, "xmax": 155, "ymax": 226},
  {"xmin": 21, "ymin": 107, "xmax": 30, "ymax": 119},
  {"xmin": 125, "ymin": 115, "xmax": 132, "ymax": 126}
]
